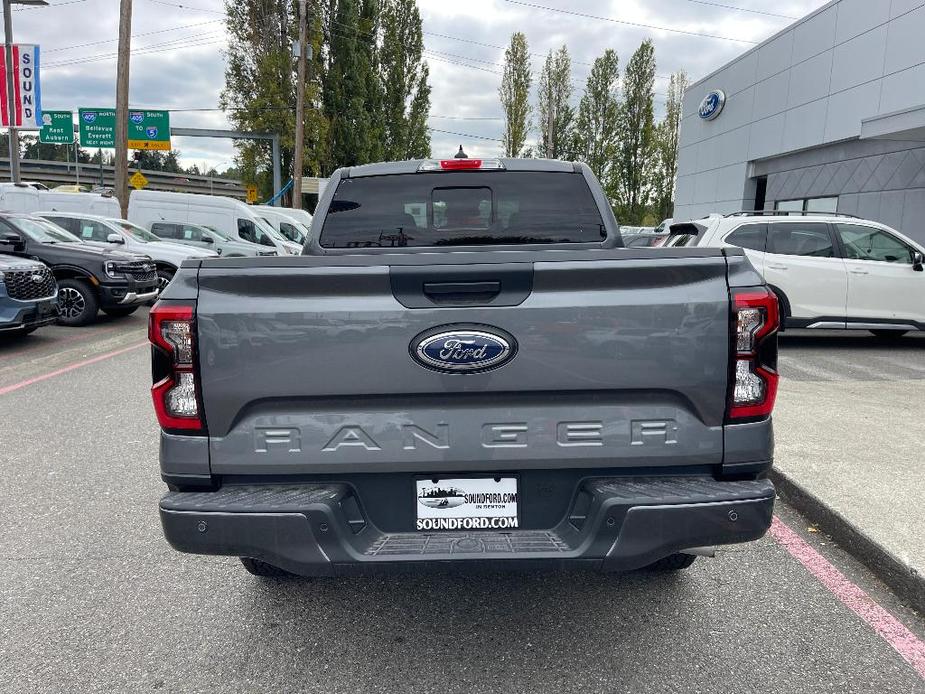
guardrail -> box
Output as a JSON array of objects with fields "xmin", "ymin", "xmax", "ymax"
[{"xmin": 0, "ymin": 158, "xmax": 247, "ymax": 198}]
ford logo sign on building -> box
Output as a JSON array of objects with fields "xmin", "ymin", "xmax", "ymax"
[
  {"xmin": 698, "ymin": 90, "xmax": 726, "ymax": 121},
  {"xmin": 412, "ymin": 327, "xmax": 515, "ymax": 373}
]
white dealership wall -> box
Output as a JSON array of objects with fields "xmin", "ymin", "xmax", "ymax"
[{"xmin": 674, "ymin": 0, "xmax": 925, "ymax": 236}]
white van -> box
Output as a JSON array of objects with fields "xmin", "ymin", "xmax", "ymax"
[
  {"xmin": 127, "ymin": 190, "xmax": 301, "ymax": 255},
  {"xmin": 0, "ymin": 183, "xmax": 120, "ymax": 217},
  {"xmin": 255, "ymin": 206, "xmax": 311, "ymax": 246},
  {"xmin": 257, "ymin": 205, "xmax": 313, "ymax": 228}
]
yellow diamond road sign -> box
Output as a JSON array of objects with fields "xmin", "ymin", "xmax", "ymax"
[{"xmin": 130, "ymin": 171, "xmax": 149, "ymax": 190}]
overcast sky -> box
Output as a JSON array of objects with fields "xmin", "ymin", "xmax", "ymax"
[{"xmin": 13, "ymin": 0, "xmax": 830, "ymax": 171}]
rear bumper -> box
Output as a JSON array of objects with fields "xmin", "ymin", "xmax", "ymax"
[{"xmin": 160, "ymin": 476, "xmax": 775, "ymax": 575}]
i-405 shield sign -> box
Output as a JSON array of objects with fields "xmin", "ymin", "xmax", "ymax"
[
  {"xmin": 127, "ymin": 110, "xmax": 170, "ymax": 151},
  {"xmin": 0, "ymin": 44, "xmax": 42, "ymax": 128}
]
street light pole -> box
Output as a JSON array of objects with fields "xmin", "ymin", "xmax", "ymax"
[
  {"xmin": 291, "ymin": 0, "xmax": 307, "ymax": 210},
  {"xmin": 114, "ymin": 0, "xmax": 132, "ymax": 217},
  {"xmin": 1, "ymin": 0, "xmax": 46, "ymax": 183},
  {"xmin": 3, "ymin": 0, "xmax": 20, "ymax": 182}
]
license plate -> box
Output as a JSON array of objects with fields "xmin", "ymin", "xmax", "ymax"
[{"xmin": 415, "ymin": 477, "xmax": 519, "ymax": 531}]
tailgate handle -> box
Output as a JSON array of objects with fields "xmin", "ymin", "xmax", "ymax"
[
  {"xmin": 390, "ymin": 264, "xmax": 534, "ymax": 308},
  {"xmin": 423, "ymin": 281, "xmax": 502, "ymax": 304}
]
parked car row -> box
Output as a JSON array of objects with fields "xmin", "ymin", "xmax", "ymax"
[{"xmin": 0, "ymin": 185, "xmax": 313, "ymax": 337}]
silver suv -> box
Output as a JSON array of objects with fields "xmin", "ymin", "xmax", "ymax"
[{"xmin": 147, "ymin": 221, "xmax": 274, "ymax": 257}]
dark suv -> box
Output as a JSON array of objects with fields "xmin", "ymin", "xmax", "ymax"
[
  {"xmin": 0, "ymin": 213, "xmax": 159, "ymax": 326},
  {"xmin": 0, "ymin": 253, "xmax": 58, "ymax": 336}
]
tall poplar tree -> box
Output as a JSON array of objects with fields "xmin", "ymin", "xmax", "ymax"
[
  {"xmin": 574, "ymin": 48, "xmax": 620, "ymax": 190},
  {"xmin": 323, "ymin": 0, "xmax": 372, "ymax": 168},
  {"xmin": 615, "ymin": 39, "xmax": 656, "ymax": 224},
  {"xmin": 652, "ymin": 70, "xmax": 689, "ymax": 221},
  {"xmin": 359, "ymin": 0, "xmax": 385, "ymax": 163},
  {"xmin": 222, "ymin": 0, "xmax": 328, "ymax": 196},
  {"xmin": 379, "ymin": 0, "xmax": 431, "ymax": 160},
  {"xmin": 499, "ymin": 32, "xmax": 532, "ymax": 158},
  {"xmin": 537, "ymin": 45, "xmax": 574, "ymax": 159}
]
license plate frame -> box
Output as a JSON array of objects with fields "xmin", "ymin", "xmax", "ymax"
[{"xmin": 415, "ymin": 476, "xmax": 519, "ymax": 532}]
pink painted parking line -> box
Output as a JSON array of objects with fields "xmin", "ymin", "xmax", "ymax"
[
  {"xmin": 770, "ymin": 516, "xmax": 925, "ymax": 681},
  {"xmin": 0, "ymin": 341, "xmax": 148, "ymax": 396}
]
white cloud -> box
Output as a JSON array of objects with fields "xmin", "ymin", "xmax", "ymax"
[{"xmin": 13, "ymin": 0, "xmax": 830, "ymax": 170}]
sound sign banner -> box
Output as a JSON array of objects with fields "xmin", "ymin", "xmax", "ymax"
[{"xmin": 0, "ymin": 44, "xmax": 42, "ymax": 128}]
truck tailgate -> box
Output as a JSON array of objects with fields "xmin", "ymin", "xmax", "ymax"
[{"xmin": 194, "ymin": 249, "xmax": 731, "ymax": 474}]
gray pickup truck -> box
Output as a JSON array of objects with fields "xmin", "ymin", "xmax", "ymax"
[{"xmin": 152, "ymin": 157, "xmax": 780, "ymax": 578}]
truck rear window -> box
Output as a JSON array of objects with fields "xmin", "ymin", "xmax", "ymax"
[{"xmin": 319, "ymin": 171, "xmax": 606, "ymax": 248}]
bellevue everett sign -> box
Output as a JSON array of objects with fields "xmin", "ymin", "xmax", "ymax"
[
  {"xmin": 77, "ymin": 108, "xmax": 171, "ymax": 150},
  {"xmin": 78, "ymin": 108, "xmax": 116, "ymax": 147}
]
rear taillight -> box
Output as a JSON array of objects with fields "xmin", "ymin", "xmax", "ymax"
[
  {"xmin": 149, "ymin": 303, "xmax": 205, "ymax": 432},
  {"xmin": 728, "ymin": 288, "xmax": 779, "ymax": 421}
]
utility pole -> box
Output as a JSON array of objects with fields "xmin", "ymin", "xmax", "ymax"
[
  {"xmin": 114, "ymin": 0, "xmax": 133, "ymax": 217},
  {"xmin": 291, "ymin": 0, "xmax": 307, "ymax": 210},
  {"xmin": 546, "ymin": 97, "xmax": 554, "ymax": 159}
]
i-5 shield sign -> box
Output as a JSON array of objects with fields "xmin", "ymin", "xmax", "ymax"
[{"xmin": 127, "ymin": 110, "xmax": 170, "ymax": 150}]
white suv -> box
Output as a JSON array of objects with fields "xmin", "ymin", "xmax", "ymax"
[{"xmin": 685, "ymin": 212, "xmax": 925, "ymax": 337}]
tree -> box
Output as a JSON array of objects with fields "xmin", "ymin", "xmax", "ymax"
[
  {"xmin": 499, "ymin": 32, "xmax": 532, "ymax": 158},
  {"xmin": 615, "ymin": 39, "xmax": 656, "ymax": 224},
  {"xmin": 652, "ymin": 70, "xmax": 689, "ymax": 221},
  {"xmin": 358, "ymin": 0, "xmax": 385, "ymax": 163},
  {"xmin": 379, "ymin": 0, "xmax": 431, "ymax": 160},
  {"xmin": 221, "ymin": 0, "xmax": 328, "ymax": 199},
  {"xmin": 323, "ymin": 0, "xmax": 377, "ymax": 169},
  {"xmin": 18, "ymin": 136, "xmax": 91, "ymax": 164},
  {"xmin": 537, "ymin": 45, "xmax": 575, "ymax": 159},
  {"xmin": 574, "ymin": 48, "xmax": 620, "ymax": 189},
  {"xmin": 130, "ymin": 149, "xmax": 183, "ymax": 173}
]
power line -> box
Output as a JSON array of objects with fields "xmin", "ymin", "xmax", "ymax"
[
  {"xmin": 685, "ymin": 0, "xmax": 796, "ymax": 19},
  {"xmin": 430, "ymin": 115, "xmax": 504, "ymax": 121},
  {"xmin": 142, "ymin": 0, "xmax": 224, "ymax": 14},
  {"xmin": 501, "ymin": 0, "xmax": 759, "ymax": 44},
  {"xmin": 427, "ymin": 126, "xmax": 503, "ymax": 143},
  {"xmin": 45, "ymin": 20, "xmax": 222, "ymax": 54},
  {"xmin": 13, "ymin": 0, "xmax": 89, "ymax": 10},
  {"xmin": 44, "ymin": 35, "xmax": 226, "ymax": 69},
  {"xmin": 423, "ymin": 52, "xmax": 502, "ymax": 76}
]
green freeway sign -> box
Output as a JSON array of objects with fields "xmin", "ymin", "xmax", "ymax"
[
  {"xmin": 78, "ymin": 108, "xmax": 116, "ymax": 148},
  {"xmin": 127, "ymin": 110, "xmax": 171, "ymax": 150},
  {"xmin": 77, "ymin": 108, "xmax": 171, "ymax": 150},
  {"xmin": 39, "ymin": 110, "xmax": 74, "ymax": 144}
]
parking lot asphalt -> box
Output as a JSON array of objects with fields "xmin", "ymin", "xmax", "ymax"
[{"xmin": 1, "ymin": 320, "xmax": 924, "ymax": 693}]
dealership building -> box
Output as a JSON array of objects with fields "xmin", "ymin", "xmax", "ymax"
[{"xmin": 673, "ymin": 0, "xmax": 925, "ymax": 244}]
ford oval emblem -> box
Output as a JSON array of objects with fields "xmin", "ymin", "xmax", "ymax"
[
  {"xmin": 699, "ymin": 89, "xmax": 726, "ymax": 120},
  {"xmin": 411, "ymin": 326, "xmax": 516, "ymax": 373}
]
